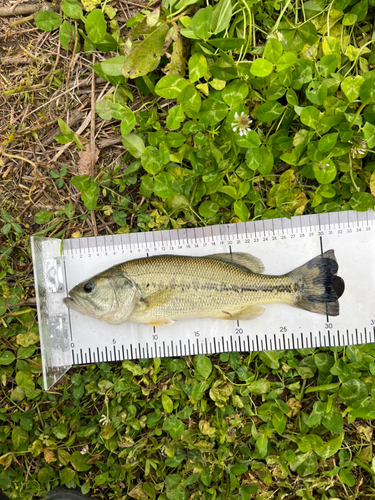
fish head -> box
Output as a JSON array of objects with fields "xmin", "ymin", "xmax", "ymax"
[{"xmin": 63, "ymin": 267, "xmax": 140, "ymax": 324}]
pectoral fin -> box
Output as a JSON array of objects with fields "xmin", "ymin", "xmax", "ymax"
[
  {"xmin": 207, "ymin": 253, "xmax": 265, "ymax": 274},
  {"xmin": 140, "ymin": 288, "xmax": 173, "ymax": 310},
  {"xmin": 218, "ymin": 305, "xmax": 265, "ymax": 321}
]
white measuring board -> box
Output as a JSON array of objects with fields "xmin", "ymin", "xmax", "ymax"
[{"xmin": 31, "ymin": 209, "xmax": 375, "ymax": 389}]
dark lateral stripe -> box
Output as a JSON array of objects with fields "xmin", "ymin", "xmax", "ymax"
[{"xmin": 155, "ymin": 282, "xmax": 295, "ymax": 295}]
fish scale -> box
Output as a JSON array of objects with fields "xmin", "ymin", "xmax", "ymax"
[
  {"xmin": 31, "ymin": 209, "xmax": 375, "ymax": 390},
  {"xmin": 119, "ymin": 256, "xmax": 298, "ymax": 323}
]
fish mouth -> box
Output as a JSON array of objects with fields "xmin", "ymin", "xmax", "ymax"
[{"xmin": 63, "ymin": 296, "xmax": 87, "ymax": 314}]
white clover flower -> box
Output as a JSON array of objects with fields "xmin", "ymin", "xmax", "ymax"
[
  {"xmin": 267, "ymin": 30, "xmax": 284, "ymax": 42},
  {"xmin": 99, "ymin": 414, "xmax": 111, "ymax": 426},
  {"xmin": 349, "ymin": 137, "xmax": 368, "ymax": 159},
  {"xmin": 231, "ymin": 112, "xmax": 253, "ymax": 137}
]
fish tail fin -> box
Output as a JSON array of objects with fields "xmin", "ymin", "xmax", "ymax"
[{"xmin": 287, "ymin": 249, "xmax": 344, "ymax": 316}]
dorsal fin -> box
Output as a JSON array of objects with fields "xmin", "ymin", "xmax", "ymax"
[{"xmin": 206, "ymin": 252, "xmax": 265, "ymax": 274}]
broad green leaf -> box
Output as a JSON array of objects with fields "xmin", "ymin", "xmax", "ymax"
[
  {"xmin": 211, "ymin": 0, "xmax": 232, "ymax": 34},
  {"xmin": 314, "ymin": 353, "xmax": 334, "ymax": 373},
  {"xmin": 340, "ymin": 468, "xmax": 356, "ymax": 487},
  {"xmin": 318, "ymin": 133, "xmax": 338, "ymax": 153},
  {"xmin": 16, "ymin": 332, "xmax": 39, "ymax": 347},
  {"xmin": 199, "ymin": 200, "xmax": 219, "ymax": 218},
  {"xmin": 266, "ymin": 85, "xmax": 286, "ymax": 101},
  {"xmin": 161, "ymin": 393, "xmax": 174, "ymax": 413},
  {"xmin": 154, "ymin": 172, "xmax": 176, "ymax": 198},
  {"xmin": 221, "ymin": 79, "xmax": 248, "ymax": 106},
  {"xmin": 342, "ymin": 13, "xmax": 358, "ymax": 25},
  {"xmin": 290, "ymin": 451, "xmax": 318, "ymax": 477},
  {"xmin": 195, "ymin": 355, "xmax": 212, "ymax": 378},
  {"xmin": 207, "ymin": 38, "xmax": 244, "ymax": 49},
  {"xmin": 247, "ymin": 379, "xmax": 270, "ymax": 395},
  {"xmin": 316, "ymin": 55, "xmax": 338, "ymax": 77},
  {"xmin": 233, "ymin": 200, "xmax": 249, "ymax": 222},
  {"xmin": 251, "ymin": 59, "xmax": 273, "ymax": 77},
  {"xmin": 155, "ymin": 75, "xmax": 189, "ymax": 98},
  {"xmin": 339, "ymin": 378, "xmax": 368, "ymax": 405},
  {"xmin": 322, "ymin": 36, "xmax": 341, "ymax": 68},
  {"xmin": 96, "ymin": 99, "xmax": 113, "ymax": 120},
  {"xmin": 141, "ymin": 146, "xmax": 163, "ymax": 174},
  {"xmin": 71, "ymin": 451, "xmax": 92, "ymax": 471},
  {"xmin": 235, "ymin": 130, "xmax": 260, "ymax": 148},
  {"xmin": 177, "ymin": 85, "xmax": 201, "ymax": 118},
  {"xmin": 272, "ymin": 410, "xmax": 286, "ymax": 434},
  {"xmin": 123, "ymin": 23, "xmax": 170, "ymax": 79},
  {"xmin": 264, "ymin": 38, "xmax": 283, "ymax": 63},
  {"xmin": 120, "ymin": 111, "xmax": 136, "ymax": 136},
  {"xmin": 230, "ymin": 461, "xmax": 248, "ymax": 476},
  {"xmin": 140, "ymin": 176, "xmax": 154, "ymax": 198},
  {"xmin": 34, "ymin": 11, "xmax": 62, "ymax": 31},
  {"xmin": 61, "ymin": 0, "xmax": 83, "ymax": 19},
  {"xmin": 164, "ymin": 133, "xmax": 185, "ymax": 148},
  {"xmin": 121, "ymin": 133, "xmax": 145, "ymax": 159},
  {"xmin": 191, "ymin": 6, "xmax": 213, "ymax": 39},
  {"xmin": 255, "ymin": 435, "xmax": 268, "ymax": 459},
  {"xmin": 59, "ymin": 21, "xmax": 72, "ymax": 50},
  {"xmin": 85, "ymin": 10, "xmax": 106, "ymax": 44},
  {"xmin": 60, "ymin": 468, "xmax": 76, "ymax": 486},
  {"xmin": 360, "ymin": 79, "xmax": 375, "ymax": 103},
  {"xmin": 12, "ymin": 427, "xmax": 29, "ymax": 450},
  {"xmin": 363, "ymin": 122, "xmax": 375, "ymax": 149},
  {"xmin": 322, "ymin": 409, "xmax": 343, "ymax": 434},
  {"xmin": 200, "ymin": 99, "xmax": 228, "ymax": 126},
  {"xmin": 306, "ymin": 81, "xmax": 328, "ymax": 105},
  {"xmin": 276, "ymin": 52, "xmax": 297, "ymax": 72},
  {"xmin": 0, "ymin": 350, "xmax": 15, "ymax": 365},
  {"xmin": 189, "ymin": 53, "xmax": 207, "ymax": 83},
  {"xmin": 245, "ymin": 146, "xmax": 274, "ymax": 175},
  {"xmin": 257, "ymin": 101, "xmax": 284, "ymax": 122},
  {"xmin": 315, "ymin": 433, "xmax": 343, "ymax": 459},
  {"xmin": 100, "ymin": 56, "xmax": 126, "ymax": 76},
  {"xmin": 313, "ymin": 161, "xmax": 337, "ymax": 184},
  {"xmin": 34, "ymin": 210, "xmax": 54, "ymax": 224},
  {"xmin": 300, "ymin": 106, "xmax": 320, "ymax": 129},
  {"xmin": 259, "ymin": 351, "xmax": 280, "ymax": 369},
  {"xmin": 166, "ymin": 105, "xmax": 185, "ymax": 130},
  {"xmin": 298, "ymin": 22, "xmax": 318, "ymax": 45},
  {"xmin": 341, "ymin": 75, "xmax": 364, "ymax": 102},
  {"xmin": 350, "ymin": 192, "xmax": 375, "ymax": 212}
]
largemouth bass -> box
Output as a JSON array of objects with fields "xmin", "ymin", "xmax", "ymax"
[{"xmin": 63, "ymin": 250, "xmax": 344, "ymax": 326}]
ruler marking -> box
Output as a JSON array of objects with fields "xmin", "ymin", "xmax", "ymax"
[
  {"xmin": 171, "ymin": 341, "xmax": 174, "ymax": 357},
  {"xmin": 179, "ymin": 339, "xmax": 182, "ymax": 356},
  {"xmin": 105, "ymin": 346, "xmax": 108, "ymax": 362},
  {"xmin": 88, "ymin": 348, "xmax": 92, "ymax": 363},
  {"xmin": 72, "ymin": 349, "xmax": 75, "ymax": 364},
  {"xmin": 213, "ymin": 337, "xmax": 217, "ymax": 353},
  {"xmin": 188, "ymin": 339, "xmax": 191, "ymax": 356},
  {"xmin": 300, "ymin": 332, "xmax": 304, "ymax": 349}
]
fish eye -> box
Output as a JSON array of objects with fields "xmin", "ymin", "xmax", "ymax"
[{"xmin": 83, "ymin": 282, "xmax": 94, "ymax": 293}]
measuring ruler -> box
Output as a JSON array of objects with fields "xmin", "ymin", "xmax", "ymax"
[{"xmin": 31, "ymin": 209, "xmax": 375, "ymax": 389}]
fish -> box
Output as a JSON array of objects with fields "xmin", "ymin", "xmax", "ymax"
[{"xmin": 63, "ymin": 250, "xmax": 344, "ymax": 326}]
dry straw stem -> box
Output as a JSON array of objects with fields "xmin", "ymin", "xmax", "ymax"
[{"xmin": 0, "ymin": 2, "xmax": 59, "ymax": 16}]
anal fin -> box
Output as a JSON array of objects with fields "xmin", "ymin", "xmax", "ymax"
[
  {"xmin": 147, "ymin": 318, "xmax": 175, "ymax": 326},
  {"xmin": 218, "ymin": 305, "xmax": 265, "ymax": 321}
]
